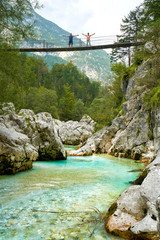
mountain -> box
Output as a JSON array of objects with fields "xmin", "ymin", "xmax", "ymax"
[{"xmin": 22, "ymin": 9, "xmax": 111, "ymax": 84}]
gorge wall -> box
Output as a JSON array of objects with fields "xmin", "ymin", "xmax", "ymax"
[{"xmin": 69, "ymin": 58, "xmax": 160, "ymax": 163}]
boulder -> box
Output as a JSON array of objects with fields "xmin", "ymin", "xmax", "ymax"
[
  {"xmin": 109, "ymin": 110, "xmax": 151, "ymax": 160},
  {"xmin": 106, "ymin": 185, "xmax": 147, "ymax": 239},
  {"xmin": 35, "ymin": 112, "xmax": 66, "ymax": 160},
  {"xmin": 0, "ymin": 125, "xmax": 38, "ymax": 174},
  {"xmin": 0, "ymin": 103, "xmax": 66, "ymax": 174},
  {"xmin": 17, "ymin": 110, "xmax": 67, "ymax": 161},
  {"xmin": 68, "ymin": 122, "xmax": 117, "ymax": 156},
  {"xmin": 106, "ymin": 153, "xmax": 160, "ymax": 240},
  {"xmin": 54, "ymin": 115, "xmax": 96, "ymax": 145}
]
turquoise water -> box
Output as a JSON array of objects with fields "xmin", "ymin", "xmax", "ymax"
[{"xmin": 0, "ymin": 152, "xmax": 144, "ymax": 240}]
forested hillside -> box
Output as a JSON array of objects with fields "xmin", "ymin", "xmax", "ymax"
[{"xmin": 0, "ymin": 50, "xmax": 121, "ymax": 128}]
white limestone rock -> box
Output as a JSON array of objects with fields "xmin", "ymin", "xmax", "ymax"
[
  {"xmin": 0, "ymin": 103, "xmax": 66, "ymax": 174},
  {"xmin": 54, "ymin": 115, "xmax": 96, "ymax": 145}
]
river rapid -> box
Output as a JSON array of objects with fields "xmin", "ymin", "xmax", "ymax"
[{"xmin": 0, "ymin": 146, "xmax": 144, "ymax": 240}]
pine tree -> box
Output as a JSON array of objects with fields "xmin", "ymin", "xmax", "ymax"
[
  {"xmin": 144, "ymin": 0, "xmax": 160, "ymax": 24},
  {"xmin": 59, "ymin": 84, "xmax": 75, "ymax": 121},
  {"xmin": 111, "ymin": 4, "xmax": 144, "ymax": 63}
]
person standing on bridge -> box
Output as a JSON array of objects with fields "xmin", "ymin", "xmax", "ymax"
[
  {"xmin": 63, "ymin": 33, "xmax": 79, "ymax": 47},
  {"xmin": 82, "ymin": 33, "xmax": 95, "ymax": 46}
]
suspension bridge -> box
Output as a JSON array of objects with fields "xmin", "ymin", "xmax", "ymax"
[{"xmin": 14, "ymin": 35, "xmax": 143, "ymax": 52}]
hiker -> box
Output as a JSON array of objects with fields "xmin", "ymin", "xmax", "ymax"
[
  {"xmin": 63, "ymin": 33, "xmax": 79, "ymax": 47},
  {"xmin": 82, "ymin": 33, "xmax": 95, "ymax": 46}
]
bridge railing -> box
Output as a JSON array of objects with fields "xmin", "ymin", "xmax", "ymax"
[{"xmin": 20, "ymin": 35, "xmax": 122, "ymax": 49}]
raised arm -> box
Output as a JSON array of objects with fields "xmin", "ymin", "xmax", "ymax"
[
  {"xmin": 82, "ymin": 33, "xmax": 87, "ymax": 37},
  {"xmin": 63, "ymin": 35, "xmax": 69, "ymax": 37},
  {"xmin": 73, "ymin": 34, "xmax": 79, "ymax": 37},
  {"xmin": 90, "ymin": 33, "xmax": 95, "ymax": 36}
]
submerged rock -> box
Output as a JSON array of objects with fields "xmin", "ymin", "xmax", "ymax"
[{"xmin": 0, "ymin": 103, "xmax": 66, "ymax": 174}]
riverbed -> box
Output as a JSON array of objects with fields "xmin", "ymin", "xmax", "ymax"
[{"xmin": 0, "ymin": 148, "xmax": 144, "ymax": 240}]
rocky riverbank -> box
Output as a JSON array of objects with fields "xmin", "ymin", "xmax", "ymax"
[
  {"xmin": 103, "ymin": 57, "xmax": 160, "ymax": 239},
  {"xmin": 0, "ymin": 103, "xmax": 96, "ymax": 175},
  {"xmin": 0, "ymin": 103, "xmax": 67, "ymax": 174},
  {"xmin": 105, "ymin": 151, "xmax": 160, "ymax": 240}
]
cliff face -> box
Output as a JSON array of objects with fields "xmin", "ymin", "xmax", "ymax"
[
  {"xmin": 69, "ymin": 58, "xmax": 160, "ymax": 163},
  {"xmin": 105, "ymin": 57, "xmax": 160, "ymax": 239}
]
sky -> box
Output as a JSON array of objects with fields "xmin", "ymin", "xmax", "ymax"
[{"xmin": 36, "ymin": 0, "xmax": 144, "ymax": 39}]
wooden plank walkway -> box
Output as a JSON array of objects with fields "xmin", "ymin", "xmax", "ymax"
[{"xmin": 11, "ymin": 42, "xmax": 143, "ymax": 52}]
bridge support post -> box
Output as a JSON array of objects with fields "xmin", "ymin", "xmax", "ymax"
[
  {"xmin": 43, "ymin": 40, "xmax": 45, "ymax": 48},
  {"xmin": 128, "ymin": 47, "xmax": 131, "ymax": 66}
]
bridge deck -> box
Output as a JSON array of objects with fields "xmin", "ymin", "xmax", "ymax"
[{"xmin": 13, "ymin": 42, "xmax": 143, "ymax": 52}]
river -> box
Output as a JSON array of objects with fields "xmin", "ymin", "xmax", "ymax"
[{"xmin": 0, "ymin": 146, "xmax": 144, "ymax": 240}]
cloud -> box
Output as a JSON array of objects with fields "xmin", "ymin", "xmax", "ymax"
[{"xmin": 37, "ymin": 0, "xmax": 144, "ymax": 37}]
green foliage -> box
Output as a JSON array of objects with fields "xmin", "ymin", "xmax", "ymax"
[
  {"xmin": 131, "ymin": 50, "xmax": 143, "ymax": 67},
  {"xmin": 136, "ymin": 57, "xmax": 160, "ymax": 90},
  {"xmin": 24, "ymin": 87, "xmax": 58, "ymax": 118},
  {"xmin": 43, "ymin": 55, "xmax": 67, "ymax": 70},
  {"xmin": 72, "ymin": 99, "xmax": 85, "ymax": 121},
  {"xmin": 0, "ymin": 49, "xmax": 105, "ymax": 122},
  {"xmin": 46, "ymin": 61, "xmax": 100, "ymax": 104},
  {"xmin": 136, "ymin": 129, "xmax": 141, "ymax": 136},
  {"xmin": 111, "ymin": 0, "xmax": 160, "ymax": 63},
  {"xmin": 111, "ymin": 62, "xmax": 129, "ymax": 80},
  {"xmin": 0, "ymin": 45, "xmax": 23, "ymax": 107},
  {"xmin": 148, "ymin": 130, "xmax": 154, "ymax": 140},
  {"xmin": 144, "ymin": 86, "xmax": 160, "ymax": 110},
  {"xmin": 88, "ymin": 62, "xmax": 124, "ymax": 128},
  {"xmin": 20, "ymin": 55, "xmax": 49, "ymax": 88},
  {"xmin": 88, "ymin": 97, "xmax": 113, "ymax": 128},
  {"xmin": 138, "ymin": 19, "xmax": 160, "ymax": 58},
  {"xmin": 111, "ymin": 5, "xmax": 144, "ymax": 62},
  {"xmin": 59, "ymin": 84, "xmax": 75, "ymax": 121},
  {"xmin": 120, "ymin": 5, "xmax": 144, "ymax": 41},
  {"xmin": 0, "ymin": 0, "xmax": 41, "ymax": 45},
  {"xmin": 143, "ymin": 0, "xmax": 160, "ymax": 24}
]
